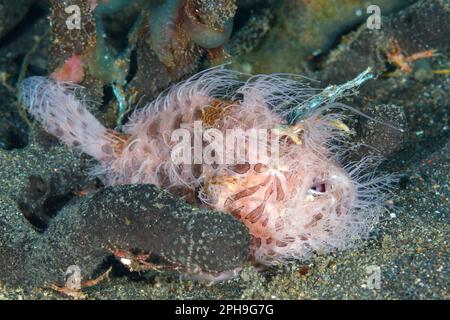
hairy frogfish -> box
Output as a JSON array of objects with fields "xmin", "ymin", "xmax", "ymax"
[{"xmin": 21, "ymin": 68, "xmax": 395, "ymax": 272}]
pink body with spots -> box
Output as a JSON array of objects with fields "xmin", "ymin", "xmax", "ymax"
[{"xmin": 21, "ymin": 68, "xmax": 393, "ymax": 267}]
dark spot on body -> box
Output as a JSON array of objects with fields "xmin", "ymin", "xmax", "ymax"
[
  {"xmin": 67, "ymin": 117, "xmax": 75, "ymax": 128},
  {"xmin": 275, "ymin": 216, "xmax": 284, "ymax": 231},
  {"xmin": 230, "ymin": 206, "xmax": 243, "ymax": 219},
  {"xmin": 193, "ymin": 106, "xmax": 202, "ymax": 121},
  {"xmin": 276, "ymin": 240, "xmax": 287, "ymax": 247},
  {"xmin": 254, "ymin": 163, "xmax": 267, "ymax": 173},
  {"xmin": 54, "ymin": 127, "xmax": 64, "ymax": 138},
  {"xmin": 101, "ymin": 144, "xmax": 114, "ymax": 155},
  {"xmin": 251, "ymin": 236, "xmax": 262, "ymax": 248},
  {"xmin": 232, "ymin": 162, "xmax": 250, "ymax": 174},
  {"xmin": 147, "ymin": 120, "xmax": 160, "ymax": 139},
  {"xmin": 305, "ymin": 213, "xmax": 323, "ymax": 228},
  {"xmin": 245, "ymin": 203, "xmax": 265, "ymax": 223},
  {"xmin": 299, "ymin": 234, "xmax": 308, "ymax": 241},
  {"xmin": 275, "ymin": 176, "xmax": 285, "ymax": 201}
]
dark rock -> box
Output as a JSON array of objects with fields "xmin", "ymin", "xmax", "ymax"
[{"xmin": 0, "ymin": 0, "xmax": 33, "ymax": 39}]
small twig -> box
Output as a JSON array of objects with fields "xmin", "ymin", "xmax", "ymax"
[
  {"xmin": 49, "ymin": 266, "xmax": 112, "ymax": 299},
  {"xmin": 432, "ymin": 69, "xmax": 450, "ymax": 75},
  {"xmin": 0, "ymin": 72, "xmax": 15, "ymax": 93},
  {"xmin": 15, "ymin": 29, "xmax": 51, "ymax": 128}
]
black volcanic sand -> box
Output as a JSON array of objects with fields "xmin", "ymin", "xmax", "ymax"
[{"xmin": 0, "ymin": 0, "xmax": 448, "ymax": 299}]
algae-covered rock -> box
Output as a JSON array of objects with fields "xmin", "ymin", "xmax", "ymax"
[
  {"xmin": 0, "ymin": 0, "xmax": 33, "ymax": 39},
  {"xmin": 0, "ymin": 140, "xmax": 249, "ymax": 289},
  {"xmin": 234, "ymin": 0, "xmax": 415, "ymax": 74}
]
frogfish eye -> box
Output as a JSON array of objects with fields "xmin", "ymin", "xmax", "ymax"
[{"xmin": 310, "ymin": 183, "xmax": 327, "ymax": 193}]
